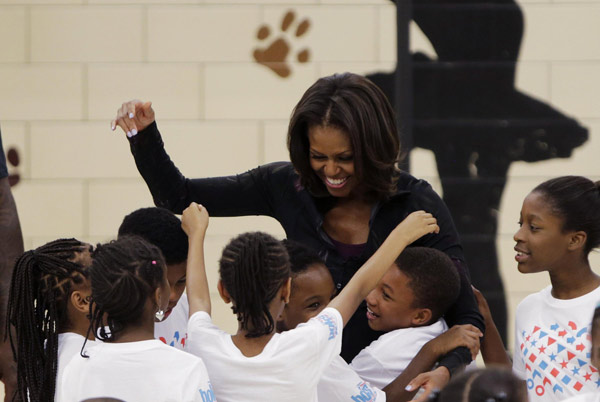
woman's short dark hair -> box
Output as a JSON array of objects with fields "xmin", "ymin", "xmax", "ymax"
[
  {"xmin": 533, "ymin": 176, "xmax": 600, "ymax": 256},
  {"xmin": 287, "ymin": 72, "xmax": 401, "ymax": 201}
]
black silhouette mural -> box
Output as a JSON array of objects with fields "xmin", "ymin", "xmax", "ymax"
[{"xmin": 367, "ymin": 0, "xmax": 589, "ymax": 342}]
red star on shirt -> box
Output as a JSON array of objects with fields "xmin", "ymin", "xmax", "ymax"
[
  {"xmin": 538, "ymin": 346, "xmax": 546, "ymax": 354},
  {"xmin": 584, "ymin": 372, "xmax": 592, "ymax": 381},
  {"xmin": 560, "ymin": 360, "xmax": 568, "ymax": 369}
]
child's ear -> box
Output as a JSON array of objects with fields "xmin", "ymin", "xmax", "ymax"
[
  {"xmin": 282, "ymin": 277, "xmax": 292, "ymax": 304},
  {"xmin": 567, "ymin": 231, "xmax": 587, "ymax": 251},
  {"xmin": 217, "ymin": 280, "xmax": 231, "ymax": 304},
  {"xmin": 411, "ymin": 308, "xmax": 432, "ymax": 326},
  {"xmin": 70, "ymin": 289, "xmax": 92, "ymax": 315}
]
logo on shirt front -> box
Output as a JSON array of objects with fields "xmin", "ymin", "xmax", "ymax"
[
  {"xmin": 316, "ymin": 313, "xmax": 338, "ymax": 341},
  {"xmin": 351, "ymin": 381, "xmax": 377, "ymax": 402},
  {"xmin": 519, "ymin": 321, "xmax": 599, "ymax": 397},
  {"xmin": 199, "ymin": 381, "xmax": 216, "ymax": 402}
]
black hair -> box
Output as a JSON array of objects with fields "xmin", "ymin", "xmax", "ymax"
[
  {"xmin": 287, "ymin": 72, "xmax": 401, "ymax": 201},
  {"xmin": 6, "ymin": 238, "xmax": 90, "ymax": 402},
  {"xmin": 219, "ymin": 232, "xmax": 290, "ymax": 338},
  {"xmin": 533, "ymin": 176, "xmax": 600, "ymax": 256},
  {"xmin": 436, "ymin": 367, "xmax": 527, "ymax": 402},
  {"xmin": 394, "ymin": 247, "xmax": 460, "ymax": 323},
  {"xmin": 87, "ymin": 236, "xmax": 165, "ymax": 342},
  {"xmin": 118, "ymin": 207, "xmax": 188, "ymax": 265},
  {"xmin": 282, "ymin": 239, "xmax": 325, "ymax": 277}
]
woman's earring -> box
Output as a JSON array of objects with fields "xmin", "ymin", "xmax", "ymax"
[{"xmin": 155, "ymin": 308, "xmax": 165, "ymax": 321}]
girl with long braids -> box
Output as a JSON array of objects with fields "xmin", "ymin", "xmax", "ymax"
[
  {"xmin": 59, "ymin": 236, "xmax": 213, "ymax": 402},
  {"xmin": 181, "ymin": 202, "xmax": 439, "ymax": 402},
  {"xmin": 6, "ymin": 238, "xmax": 94, "ymax": 402}
]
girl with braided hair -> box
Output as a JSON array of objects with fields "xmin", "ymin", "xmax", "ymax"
[
  {"xmin": 181, "ymin": 202, "xmax": 439, "ymax": 402},
  {"xmin": 6, "ymin": 238, "xmax": 94, "ymax": 402},
  {"xmin": 59, "ymin": 236, "xmax": 213, "ymax": 402}
]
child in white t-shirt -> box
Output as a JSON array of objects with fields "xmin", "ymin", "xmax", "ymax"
[
  {"xmin": 512, "ymin": 176, "xmax": 600, "ymax": 402},
  {"xmin": 181, "ymin": 202, "xmax": 440, "ymax": 402},
  {"xmin": 118, "ymin": 207, "xmax": 189, "ymax": 349},
  {"xmin": 59, "ymin": 236, "xmax": 213, "ymax": 402},
  {"xmin": 6, "ymin": 239, "xmax": 95, "ymax": 402},
  {"xmin": 278, "ymin": 241, "xmax": 481, "ymax": 402}
]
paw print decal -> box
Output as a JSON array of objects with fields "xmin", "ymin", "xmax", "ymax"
[
  {"xmin": 7, "ymin": 147, "xmax": 20, "ymax": 187},
  {"xmin": 253, "ymin": 10, "xmax": 311, "ymax": 78}
]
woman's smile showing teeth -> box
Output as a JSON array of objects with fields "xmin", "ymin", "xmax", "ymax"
[{"xmin": 325, "ymin": 176, "xmax": 349, "ymax": 188}]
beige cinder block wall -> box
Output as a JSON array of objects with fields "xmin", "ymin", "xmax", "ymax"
[{"xmin": 0, "ymin": 1, "xmax": 598, "ymax": 395}]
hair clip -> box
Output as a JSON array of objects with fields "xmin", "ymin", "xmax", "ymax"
[{"xmin": 151, "ymin": 260, "xmax": 157, "ymax": 265}]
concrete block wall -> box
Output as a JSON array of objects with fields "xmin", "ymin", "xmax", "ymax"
[{"xmin": 1, "ymin": 3, "xmax": 598, "ymax": 395}]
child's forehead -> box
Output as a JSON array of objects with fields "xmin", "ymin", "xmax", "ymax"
[
  {"xmin": 383, "ymin": 265, "xmax": 413, "ymax": 292},
  {"xmin": 293, "ymin": 263, "xmax": 333, "ymax": 287}
]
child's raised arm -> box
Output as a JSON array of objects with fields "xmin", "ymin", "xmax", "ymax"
[
  {"xmin": 181, "ymin": 202, "xmax": 211, "ymax": 317},
  {"xmin": 328, "ymin": 211, "xmax": 439, "ymax": 326}
]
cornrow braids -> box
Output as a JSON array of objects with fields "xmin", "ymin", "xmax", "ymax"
[
  {"xmin": 87, "ymin": 236, "xmax": 165, "ymax": 343},
  {"xmin": 5, "ymin": 238, "xmax": 89, "ymax": 402},
  {"xmin": 219, "ymin": 232, "xmax": 290, "ymax": 338}
]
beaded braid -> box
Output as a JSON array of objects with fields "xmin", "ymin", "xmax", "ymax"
[
  {"xmin": 5, "ymin": 238, "xmax": 89, "ymax": 402},
  {"xmin": 219, "ymin": 232, "xmax": 290, "ymax": 338}
]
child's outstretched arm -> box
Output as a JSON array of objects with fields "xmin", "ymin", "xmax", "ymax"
[
  {"xmin": 328, "ymin": 211, "xmax": 439, "ymax": 326},
  {"xmin": 181, "ymin": 202, "xmax": 211, "ymax": 317}
]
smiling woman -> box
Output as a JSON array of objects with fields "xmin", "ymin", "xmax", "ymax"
[{"xmin": 112, "ymin": 72, "xmax": 484, "ymax": 381}]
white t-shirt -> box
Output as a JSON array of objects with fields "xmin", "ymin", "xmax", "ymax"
[
  {"xmin": 562, "ymin": 394, "xmax": 600, "ymax": 402},
  {"xmin": 59, "ymin": 339, "xmax": 213, "ymax": 402},
  {"xmin": 187, "ymin": 307, "xmax": 343, "ymax": 402},
  {"xmin": 56, "ymin": 332, "xmax": 94, "ymax": 401},
  {"xmin": 350, "ymin": 319, "xmax": 448, "ymax": 389},
  {"xmin": 155, "ymin": 293, "xmax": 189, "ymax": 350},
  {"xmin": 513, "ymin": 285, "xmax": 600, "ymax": 402},
  {"xmin": 318, "ymin": 355, "xmax": 386, "ymax": 402}
]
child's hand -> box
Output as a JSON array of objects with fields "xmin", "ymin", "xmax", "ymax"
[
  {"xmin": 396, "ymin": 211, "xmax": 439, "ymax": 245},
  {"xmin": 181, "ymin": 202, "xmax": 209, "ymax": 238},
  {"xmin": 110, "ymin": 99, "xmax": 155, "ymax": 137},
  {"xmin": 426, "ymin": 324, "xmax": 482, "ymax": 361},
  {"xmin": 406, "ymin": 366, "xmax": 450, "ymax": 402}
]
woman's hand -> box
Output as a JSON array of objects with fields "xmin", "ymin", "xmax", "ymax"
[
  {"xmin": 396, "ymin": 210, "xmax": 440, "ymax": 245},
  {"xmin": 111, "ymin": 100, "xmax": 155, "ymax": 137},
  {"xmin": 426, "ymin": 324, "xmax": 482, "ymax": 361},
  {"xmin": 406, "ymin": 366, "xmax": 450, "ymax": 402},
  {"xmin": 181, "ymin": 202, "xmax": 209, "ymax": 239}
]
